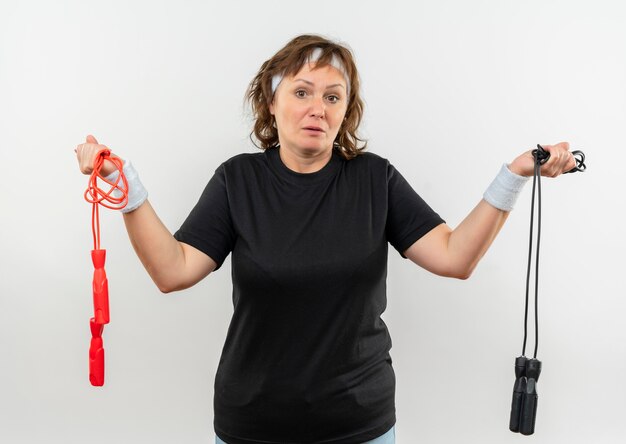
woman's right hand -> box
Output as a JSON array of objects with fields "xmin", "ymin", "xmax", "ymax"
[{"xmin": 75, "ymin": 135, "xmax": 122, "ymax": 176}]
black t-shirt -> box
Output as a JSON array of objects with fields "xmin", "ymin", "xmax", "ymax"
[{"xmin": 174, "ymin": 147, "xmax": 444, "ymax": 444}]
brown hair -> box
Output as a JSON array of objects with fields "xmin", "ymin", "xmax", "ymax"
[{"xmin": 245, "ymin": 34, "xmax": 367, "ymax": 160}]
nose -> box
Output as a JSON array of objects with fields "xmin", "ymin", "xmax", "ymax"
[{"xmin": 309, "ymin": 96, "xmax": 325, "ymax": 118}]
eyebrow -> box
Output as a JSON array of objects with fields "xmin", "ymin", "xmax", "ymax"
[{"xmin": 293, "ymin": 78, "xmax": 346, "ymax": 90}]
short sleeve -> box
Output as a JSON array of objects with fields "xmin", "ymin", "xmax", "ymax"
[
  {"xmin": 173, "ymin": 165, "xmax": 236, "ymax": 271},
  {"xmin": 386, "ymin": 163, "xmax": 445, "ymax": 257}
]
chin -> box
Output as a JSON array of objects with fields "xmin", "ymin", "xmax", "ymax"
[
  {"xmin": 298, "ymin": 141, "xmax": 332, "ymax": 153},
  {"xmin": 300, "ymin": 144, "xmax": 325, "ymax": 152}
]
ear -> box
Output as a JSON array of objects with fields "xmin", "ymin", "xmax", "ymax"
[{"xmin": 269, "ymin": 101, "xmax": 275, "ymax": 116}]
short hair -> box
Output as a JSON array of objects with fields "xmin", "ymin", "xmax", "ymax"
[{"xmin": 246, "ymin": 34, "xmax": 367, "ymax": 160}]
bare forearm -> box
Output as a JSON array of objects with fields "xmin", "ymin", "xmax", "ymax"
[
  {"xmin": 122, "ymin": 200, "xmax": 186, "ymax": 292},
  {"xmin": 448, "ymin": 199, "xmax": 510, "ymax": 277}
]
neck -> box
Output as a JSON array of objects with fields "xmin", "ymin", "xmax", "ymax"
[{"xmin": 278, "ymin": 145, "xmax": 333, "ymax": 173}]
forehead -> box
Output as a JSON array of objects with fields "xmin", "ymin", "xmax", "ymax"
[{"xmin": 287, "ymin": 62, "xmax": 346, "ymax": 86}]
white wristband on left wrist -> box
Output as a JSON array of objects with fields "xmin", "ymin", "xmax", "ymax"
[{"xmin": 104, "ymin": 161, "xmax": 148, "ymax": 213}]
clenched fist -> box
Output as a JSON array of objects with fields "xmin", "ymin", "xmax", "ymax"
[
  {"xmin": 509, "ymin": 142, "xmax": 576, "ymax": 177},
  {"xmin": 75, "ymin": 135, "xmax": 122, "ymax": 177}
]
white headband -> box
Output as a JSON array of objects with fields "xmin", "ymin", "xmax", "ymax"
[{"xmin": 271, "ymin": 48, "xmax": 350, "ymax": 96}]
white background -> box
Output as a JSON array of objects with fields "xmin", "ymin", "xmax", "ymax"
[{"xmin": 1, "ymin": 1, "xmax": 624, "ymax": 443}]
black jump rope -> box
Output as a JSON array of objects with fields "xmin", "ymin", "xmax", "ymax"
[{"xmin": 509, "ymin": 145, "xmax": 586, "ymax": 435}]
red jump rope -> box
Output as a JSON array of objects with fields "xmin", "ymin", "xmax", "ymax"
[{"xmin": 83, "ymin": 149, "xmax": 128, "ymax": 386}]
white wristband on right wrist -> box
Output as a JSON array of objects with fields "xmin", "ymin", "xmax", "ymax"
[
  {"xmin": 104, "ymin": 161, "xmax": 148, "ymax": 213},
  {"xmin": 483, "ymin": 163, "xmax": 530, "ymax": 212}
]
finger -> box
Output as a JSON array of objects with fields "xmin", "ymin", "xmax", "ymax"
[
  {"xmin": 555, "ymin": 151, "xmax": 576, "ymax": 175},
  {"xmin": 552, "ymin": 150, "xmax": 567, "ymax": 177},
  {"xmin": 554, "ymin": 141, "xmax": 570, "ymax": 151},
  {"xmin": 554, "ymin": 143, "xmax": 574, "ymax": 173},
  {"xmin": 86, "ymin": 134, "xmax": 98, "ymax": 144},
  {"xmin": 76, "ymin": 144, "xmax": 90, "ymax": 160},
  {"xmin": 567, "ymin": 152, "xmax": 576, "ymax": 171},
  {"xmin": 76, "ymin": 143, "xmax": 94, "ymax": 174}
]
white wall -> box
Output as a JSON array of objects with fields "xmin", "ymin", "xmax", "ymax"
[{"xmin": 1, "ymin": 1, "xmax": 624, "ymax": 443}]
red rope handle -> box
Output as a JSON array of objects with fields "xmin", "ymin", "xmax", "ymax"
[{"xmin": 83, "ymin": 149, "xmax": 128, "ymax": 250}]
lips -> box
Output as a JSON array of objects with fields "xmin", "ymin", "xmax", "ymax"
[{"xmin": 303, "ymin": 126, "xmax": 325, "ymax": 133}]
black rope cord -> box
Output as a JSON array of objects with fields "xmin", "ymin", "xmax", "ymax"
[
  {"xmin": 522, "ymin": 146, "xmax": 543, "ymax": 359},
  {"xmin": 522, "ymin": 145, "xmax": 586, "ymax": 358},
  {"xmin": 509, "ymin": 144, "xmax": 586, "ymax": 436}
]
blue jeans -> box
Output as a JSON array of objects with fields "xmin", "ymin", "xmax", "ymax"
[{"xmin": 215, "ymin": 425, "xmax": 395, "ymax": 444}]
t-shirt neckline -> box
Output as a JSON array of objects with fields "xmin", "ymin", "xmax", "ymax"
[{"xmin": 265, "ymin": 146, "xmax": 342, "ymax": 184}]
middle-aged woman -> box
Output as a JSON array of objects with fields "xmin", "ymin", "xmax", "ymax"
[{"xmin": 76, "ymin": 34, "xmax": 576, "ymax": 444}]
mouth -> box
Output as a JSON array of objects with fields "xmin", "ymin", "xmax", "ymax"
[{"xmin": 303, "ymin": 126, "xmax": 325, "ymax": 133}]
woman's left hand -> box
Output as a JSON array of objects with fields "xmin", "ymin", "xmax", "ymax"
[{"xmin": 509, "ymin": 142, "xmax": 576, "ymax": 177}]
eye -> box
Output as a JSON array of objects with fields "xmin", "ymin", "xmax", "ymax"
[
  {"xmin": 295, "ymin": 89, "xmax": 308, "ymax": 98},
  {"xmin": 326, "ymin": 94, "xmax": 340, "ymax": 104}
]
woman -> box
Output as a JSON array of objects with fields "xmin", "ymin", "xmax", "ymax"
[{"xmin": 75, "ymin": 34, "xmax": 575, "ymax": 444}]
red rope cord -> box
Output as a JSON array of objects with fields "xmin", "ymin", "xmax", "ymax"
[{"xmin": 83, "ymin": 149, "xmax": 128, "ymax": 250}]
